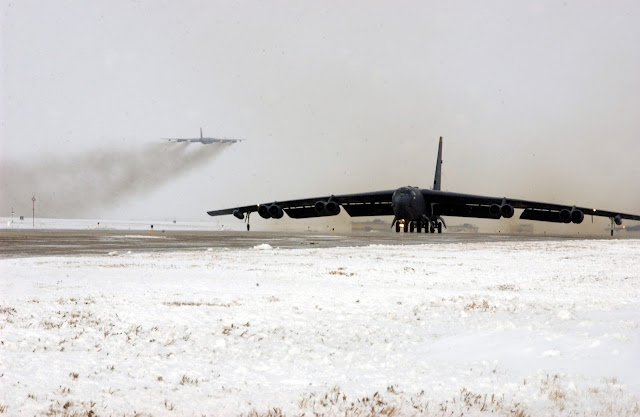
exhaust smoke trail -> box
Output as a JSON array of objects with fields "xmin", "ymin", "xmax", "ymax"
[{"xmin": 0, "ymin": 142, "xmax": 231, "ymax": 218}]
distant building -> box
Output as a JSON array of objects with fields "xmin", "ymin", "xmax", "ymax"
[
  {"xmin": 612, "ymin": 225, "xmax": 640, "ymax": 233},
  {"xmin": 351, "ymin": 218, "xmax": 392, "ymax": 233},
  {"xmin": 447, "ymin": 223, "xmax": 479, "ymax": 233},
  {"xmin": 507, "ymin": 224, "xmax": 534, "ymax": 234}
]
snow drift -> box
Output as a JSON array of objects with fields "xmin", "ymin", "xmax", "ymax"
[{"xmin": 1, "ymin": 239, "xmax": 639, "ymax": 416}]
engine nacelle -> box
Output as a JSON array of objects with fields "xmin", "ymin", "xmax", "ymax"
[
  {"xmin": 232, "ymin": 209, "xmax": 244, "ymax": 220},
  {"xmin": 570, "ymin": 208, "xmax": 584, "ymax": 224},
  {"xmin": 500, "ymin": 204, "xmax": 514, "ymax": 219},
  {"xmin": 490, "ymin": 203, "xmax": 514, "ymax": 219},
  {"xmin": 614, "ymin": 214, "xmax": 622, "ymax": 226},
  {"xmin": 257, "ymin": 205, "xmax": 271, "ymax": 219},
  {"xmin": 325, "ymin": 201, "xmax": 340, "ymax": 216},
  {"xmin": 268, "ymin": 204, "xmax": 284, "ymax": 219},
  {"xmin": 489, "ymin": 204, "xmax": 502, "ymax": 218},
  {"xmin": 314, "ymin": 201, "xmax": 341, "ymax": 216}
]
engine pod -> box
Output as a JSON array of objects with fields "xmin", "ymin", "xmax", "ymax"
[
  {"xmin": 489, "ymin": 204, "xmax": 502, "ymax": 219},
  {"xmin": 500, "ymin": 204, "xmax": 514, "ymax": 219},
  {"xmin": 268, "ymin": 204, "xmax": 284, "ymax": 219},
  {"xmin": 559, "ymin": 209, "xmax": 572, "ymax": 223},
  {"xmin": 570, "ymin": 209, "xmax": 584, "ymax": 224},
  {"xmin": 258, "ymin": 205, "xmax": 271, "ymax": 219},
  {"xmin": 325, "ymin": 201, "xmax": 340, "ymax": 216}
]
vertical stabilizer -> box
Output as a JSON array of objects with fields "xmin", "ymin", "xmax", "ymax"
[
  {"xmin": 200, "ymin": 128, "xmax": 203, "ymax": 139},
  {"xmin": 433, "ymin": 137, "xmax": 443, "ymax": 190}
]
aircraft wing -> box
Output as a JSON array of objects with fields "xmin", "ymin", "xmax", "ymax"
[
  {"xmin": 207, "ymin": 190, "xmax": 395, "ymax": 219},
  {"xmin": 164, "ymin": 138, "xmax": 243, "ymax": 144},
  {"xmin": 424, "ymin": 190, "xmax": 640, "ymax": 223},
  {"xmin": 208, "ymin": 188, "xmax": 640, "ymax": 224}
]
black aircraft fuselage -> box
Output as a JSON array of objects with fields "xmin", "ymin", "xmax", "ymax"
[{"xmin": 392, "ymin": 187, "xmax": 427, "ymax": 221}]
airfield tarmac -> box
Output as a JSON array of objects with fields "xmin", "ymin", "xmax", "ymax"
[{"xmin": 0, "ymin": 228, "xmax": 625, "ymax": 258}]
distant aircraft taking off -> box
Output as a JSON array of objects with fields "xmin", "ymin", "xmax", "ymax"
[
  {"xmin": 206, "ymin": 137, "xmax": 640, "ymax": 235},
  {"xmin": 164, "ymin": 128, "xmax": 243, "ymax": 144}
]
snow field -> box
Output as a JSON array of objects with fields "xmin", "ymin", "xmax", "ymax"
[{"xmin": 1, "ymin": 239, "xmax": 639, "ymax": 416}]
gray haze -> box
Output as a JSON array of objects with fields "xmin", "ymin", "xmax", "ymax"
[{"xmin": 2, "ymin": 1, "xmax": 639, "ymax": 230}]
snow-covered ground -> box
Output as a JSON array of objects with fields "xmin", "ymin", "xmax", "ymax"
[{"xmin": 1, "ymin": 239, "xmax": 639, "ymax": 416}]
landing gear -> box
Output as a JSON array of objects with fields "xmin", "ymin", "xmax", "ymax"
[
  {"xmin": 610, "ymin": 217, "xmax": 614, "ymax": 237},
  {"xmin": 393, "ymin": 219, "xmax": 436, "ymax": 234},
  {"xmin": 427, "ymin": 220, "xmax": 443, "ymax": 234}
]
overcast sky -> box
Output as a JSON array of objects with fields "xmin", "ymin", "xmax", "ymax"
[{"xmin": 2, "ymin": 1, "xmax": 639, "ymax": 230}]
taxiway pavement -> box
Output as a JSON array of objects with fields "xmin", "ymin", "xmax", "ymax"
[{"xmin": 0, "ymin": 228, "xmax": 615, "ymax": 259}]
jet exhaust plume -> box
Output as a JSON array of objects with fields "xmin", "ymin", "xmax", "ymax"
[{"xmin": 0, "ymin": 142, "xmax": 231, "ymax": 218}]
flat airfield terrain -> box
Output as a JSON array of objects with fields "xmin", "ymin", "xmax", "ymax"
[{"xmin": 0, "ymin": 228, "xmax": 628, "ymax": 259}]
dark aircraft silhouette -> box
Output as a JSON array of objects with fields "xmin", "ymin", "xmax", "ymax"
[
  {"xmin": 164, "ymin": 128, "xmax": 243, "ymax": 144},
  {"xmin": 207, "ymin": 138, "xmax": 640, "ymax": 235}
]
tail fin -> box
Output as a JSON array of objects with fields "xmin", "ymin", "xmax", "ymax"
[
  {"xmin": 200, "ymin": 128, "xmax": 203, "ymax": 139},
  {"xmin": 433, "ymin": 137, "xmax": 443, "ymax": 190}
]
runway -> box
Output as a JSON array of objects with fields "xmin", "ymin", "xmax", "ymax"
[{"xmin": 0, "ymin": 228, "xmax": 618, "ymax": 259}]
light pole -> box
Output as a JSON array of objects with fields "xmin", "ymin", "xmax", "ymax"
[{"xmin": 32, "ymin": 196, "xmax": 36, "ymax": 228}]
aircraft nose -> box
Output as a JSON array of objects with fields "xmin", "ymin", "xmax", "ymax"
[{"xmin": 392, "ymin": 194, "xmax": 413, "ymax": 218}]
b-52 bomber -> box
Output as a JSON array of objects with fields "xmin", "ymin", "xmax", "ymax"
[
  {"xmin": 164, "ymin": 128, "xmax": 243, "ymax": 144},
  {"xmin": 207, "ymin": 138, "xmax": 640, "ymax": 235}
]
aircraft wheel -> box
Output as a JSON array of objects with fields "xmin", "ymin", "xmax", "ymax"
[
  {"xmin": 395, "ymin": 223, "xmax": 400, "ymax": 233},
  {"xmin": 417, "ymin": 223, "xmax": 422, "ymax": 233},
  {"xmin": 437, "ymin": 223, "xmax": 442, "ymax": 234},
  {"xmin": 403, "ymin": 222, "xmax": 409, "ymax": 233},
  {"xmin": 430, "ymin": 225, "xmax": 435, "ymax": 233},
  {"xmin": 410, "ymin": 222, "xmax": 415, "ymax": 233}
]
